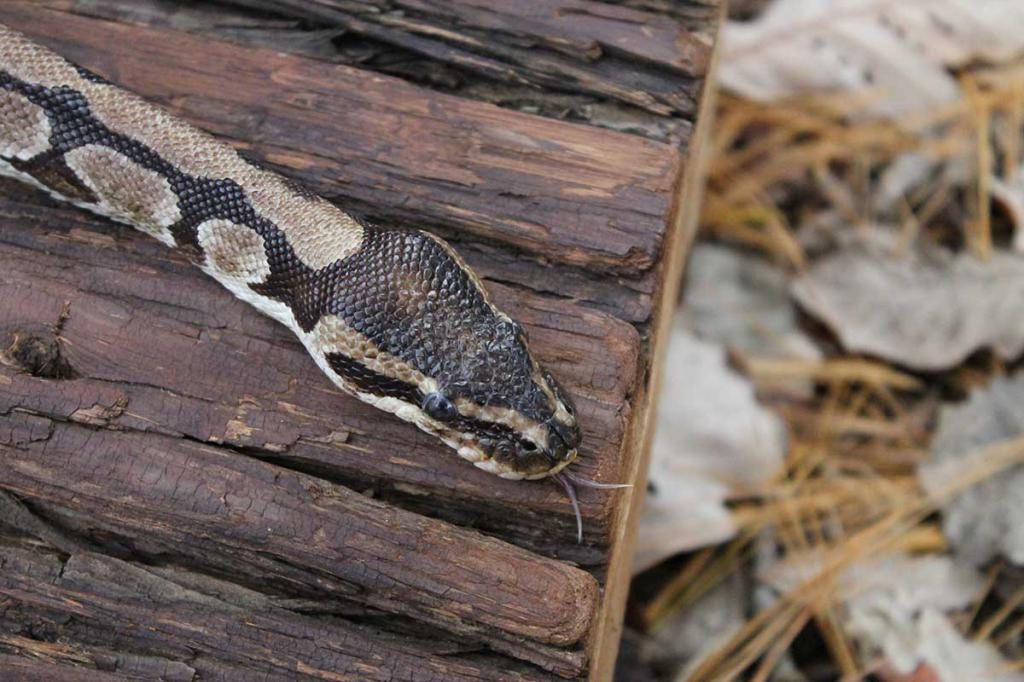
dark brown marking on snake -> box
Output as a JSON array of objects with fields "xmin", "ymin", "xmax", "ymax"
[
  {"xmin": 457, "ymin": 417, "xmax": 557, "ymax": 474},
  {"xmin": 325, "ymin": 352, "xmax": 423, "ymax": 404},
  {"xmin": 9, "ymin": 153, "xmax": 97, "ymax": 202},
  {"xmin": 326, "ymin": 347, "xmax": 562, "ymax": 473},
  {"xmin": 327, "ymin": 348, "xmax": 561, "ymax": 473}
]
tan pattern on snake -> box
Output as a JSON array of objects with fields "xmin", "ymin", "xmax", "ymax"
[{"xmin": 0, "ymin": 25, "xmax": 622, "ymax": 540}]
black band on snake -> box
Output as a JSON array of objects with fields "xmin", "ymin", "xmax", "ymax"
[{"xmin": 0, "ymin": 25, "xmax": 625, "ymax": 541}]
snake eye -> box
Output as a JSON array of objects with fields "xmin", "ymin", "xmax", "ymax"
[{"xmin": 422, "ymin": 392, "xmax": 459, "ymax": 422}]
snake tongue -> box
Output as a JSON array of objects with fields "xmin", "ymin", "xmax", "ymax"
[
  {"xmin": 554, "ymin": 469, "xmax": 632, "ymax": 544},
  {"xmin": 560, "ymin": 469, "xmax": 632, "ymax": 490},
  {"xmin": 555, "ymin": 472, "xmax": 583, "ymax": 544}
]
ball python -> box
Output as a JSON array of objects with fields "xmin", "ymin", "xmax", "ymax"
[{"xmin": 0, "ymin": 25, "xmax": 624, "ymax": 540}]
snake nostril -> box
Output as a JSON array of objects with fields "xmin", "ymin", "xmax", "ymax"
[
  {"xmin": 543, "ymin": 430, "xmax": 572, "ymax": 463},
  {"xmin": 549, "ymin": 419, "xmax": 581, "ymax": 451}
]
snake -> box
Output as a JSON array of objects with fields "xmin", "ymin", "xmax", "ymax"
[{"xmin": 0, "ymin": 25, "xmax": 624, "ymax": 540}]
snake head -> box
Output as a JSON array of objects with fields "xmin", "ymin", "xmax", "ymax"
[
  {"xmin": 313, "ymin": 227, "xmax": 582, "ymax": 479},
  {"xmin": 422, "ymin": 317, "xmax": 583, "ymax": 479}
]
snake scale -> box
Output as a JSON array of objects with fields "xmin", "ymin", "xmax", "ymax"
[{"xmin": 0, "ymin": 25, "xmax": 621, "ymax": 538}]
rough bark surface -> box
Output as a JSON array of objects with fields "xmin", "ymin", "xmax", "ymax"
[
  {"xmin": 0, "ymin": 1, "xmax": 720, "ymax": 679},
  {"xmin": 219, "ymin": 0, "xmax": 711, "ymax": 116},
  {"xmin": 0, "ymin": 541, "xmax": 565, "ymax": 680}
]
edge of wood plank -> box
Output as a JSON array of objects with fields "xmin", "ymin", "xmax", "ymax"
[{"xmin": 586, "ymin": 3, "xmax": 726, "ymax": 679}]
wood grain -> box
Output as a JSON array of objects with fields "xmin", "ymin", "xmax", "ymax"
[
  {"xmin": 0, "ymin": 542, "xmax": 566, "ymax": 680},
  {"xmin": 220, "ymin": 0, "xmax": 710, "ymax": 116}
]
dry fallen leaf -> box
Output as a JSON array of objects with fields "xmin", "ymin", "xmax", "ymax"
[
  {"xmin": 792, "ymin": 238, "xmax": 1024, "ymax": 371},
  {"xmin": 919, "ymin": 376, "xmax": 1024, "ymax": 566},
  {"xmin": 635, "ymin": 319, "xmax": 786, "ymax": 573},
  {"xmin": 862, "ymin": 609, "xmax": 1021, "ymax": 682},
  {"xmin": 841, "ymin": 556, "xmax": 1011, "ymax": 682},
  {"xmin": 760, "ymin": 553, "xmax": 1021, "ymax": 682},
  {"xmin": 722, "ymin": 0, "xmax": 1024, "ymax": 120},
  {"xmin": 681, "ymin": 243, "xmax": 820, "ymax": 364}
]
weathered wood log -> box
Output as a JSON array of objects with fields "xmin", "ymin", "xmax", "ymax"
[
  {"xmin": 0, "ymin": 541, "xmax": 563, "ymax": 680},
  {"xmin": 0, "ymin": 420, "xmax": 594, "ymax": 675},
  {"xmin": 0, "ymin": 407, "xmax": 596, "ymax": 662},
  {"xmin": 0, "ymin": 655, "xmax": 143, "ymax": 681},
  {"xmin": 48, "ymin": 0, "xmax": 709, "ymax": 143},
  {"xmin": 0, "ymin": 1, "xmax": 722, "ymax": 679},
  {"xmin": 219, "ymin": 0, "xmax": 710, "ymax": 117}
]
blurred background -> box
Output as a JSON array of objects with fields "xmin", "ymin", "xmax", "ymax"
[{"xmin": 621, "ymin": 1, "xmax": 1024, "ymax": 680}]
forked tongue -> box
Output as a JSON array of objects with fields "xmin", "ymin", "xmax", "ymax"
[{"xmin": 554, "ymin": 471, "xmax": 632, "ymax": 544}]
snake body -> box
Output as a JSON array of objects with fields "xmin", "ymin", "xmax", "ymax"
[{"xmin": 0, "ymin": 25, "xmax": 584, "ymax": 484}]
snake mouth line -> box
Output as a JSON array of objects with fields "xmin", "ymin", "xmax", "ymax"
[
  {"xmin": 460, "ymin": 444, "xmax": 631, "ymax": 544},
  {"xmin": 453, "ymin": 445, "xmax": 576, "ymax": 480},
  {"xmin": 522, "ymin": 451, "xmax": 577, "ymax": 480}
]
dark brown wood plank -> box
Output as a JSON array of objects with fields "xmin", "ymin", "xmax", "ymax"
[
  {"xmin": 0, "ymin": 655, "xmax": 142, "ymax": 681},
  {"xmin": 218, "ymin": 0, "xmax": 710, "ymax": 116},
  {"xmin": 46, "ymin": 0, "xmax": 700, "ymax": 144},
  {"xmin": 0, "ymin": 543, "xmax": 563, "ymax": 680},
  {"xmin": 1, "ymin": 3, "xmax": 679, "ymax": 274},
  {"xmin": 0, "ymin": 408, "xmax": 594, "ymax": 675}
]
